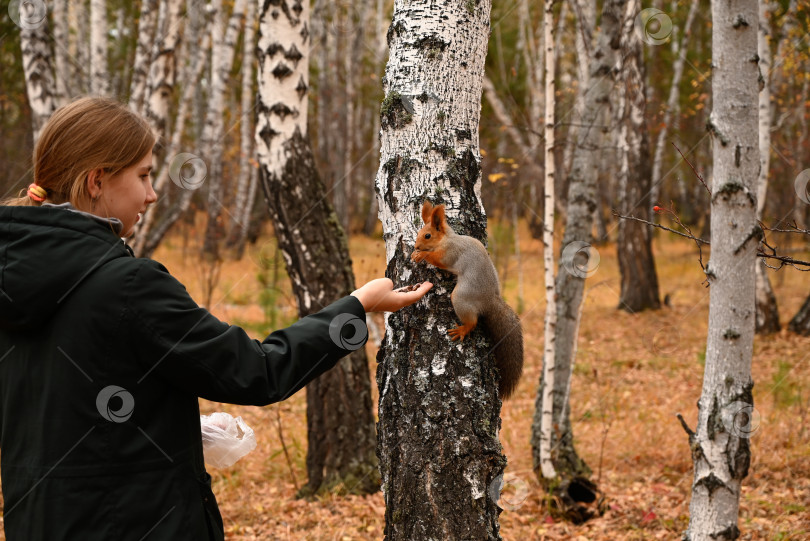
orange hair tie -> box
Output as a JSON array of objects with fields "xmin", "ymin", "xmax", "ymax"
[{"xmin": 27, "ymin": 183, "xmax": 47, "ymax": 202}]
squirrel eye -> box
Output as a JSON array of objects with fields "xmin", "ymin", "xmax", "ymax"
[{"xmin": 425, "ymin": 233, "xmax": 431, "ymax": 239}]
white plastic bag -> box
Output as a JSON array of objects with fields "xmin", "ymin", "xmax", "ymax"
[{"xmin": 200, "ymin": 412, "xmax": 257, "ymax": 468}]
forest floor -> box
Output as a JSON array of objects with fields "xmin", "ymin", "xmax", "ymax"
[{"xmin": 2, "ymin": 221, "xmax": 809, "ymax": 540}]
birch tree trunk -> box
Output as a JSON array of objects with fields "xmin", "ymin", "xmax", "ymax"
[
  {"xmin": 255, "ymin": 0, "xmax": 379, "ymax": 496},
  {"xmin": 227, "ymin": 0, "xmax": 258, "ymax": 258},
  {"xmin": 201, "ymin": 0, "xmax": 246, "ymax": 260},
  {"xmin": 19, "ymin": 2, "xmax": 58, "ymax": 145},
  {"xmin": 143, "ymin": 0, "xmax": 184, "ymax": 142},
  {"xmin": 650, "ymin": 0, "xmax": 700, "ymax": 208},
  {"xmin": 616, "ymin": 0, "xmax": 660, "ymax": 313},
  {"xmin": 532, "ymin": 0, "xmax": 625, "ymax": 521},
  {"xmin": 51, "ymin": 0, "xmax": 71, "ymax": 103},
  {"xmin": 683, "ymin": 0, "xmax": 759, "ymax": 538},
  {"xmin": 132, "ymin": 5, "xmax": 210, "ymax": 258},
  {"xmin": 90, "ymin": 0, "xmax": 110, "ymax": 95},
  {"xmin": 534, "ymin": 0, "xmax": 557, "ymax": 482},
  {"xmin": 754, "ymin": 0, "xmax": 780, "ymax": 334},
  {"xmin": 130, "ymin": 0, "xmax": 160, "ymax": 113},
  {"xmin": 375, "ymin": 1, "xmax": 505, "ymax": 538}
]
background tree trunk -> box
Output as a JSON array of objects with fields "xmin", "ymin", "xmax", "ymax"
[
  {"xmin": 227, "ymin": 0, "xmax": 258, "ymax": 259},
  {"xmin": 616, "ymin": 0, "xmax": 660, "ymax": 313},
  {"xmin": 90, "ymin": 0, "xmax": 110, "ymax": 95},
  {"xmin": 532, "ymin": 0, "xmax": 626, "ymax": 522},
  {"xmin": 19, "ymin": 3, "xmax": 58, "ymax": 145},
  {"xmin": 255, "ymin": 0, "xmax": 379, "ymax": 496},
  {"xmin": 754, "ymin": 0, "xmax": 780, "ymax": 334},
  {"xmin": 374, "ymin": 1, "xmax": 505, "ymax": 539},
  {"xmin": 683, "ymin": 0, "xmax": 758, "ymax": 538},
  {"xmin": 535, "ymin": 0, "xmax": 558, "ymax": 482}
]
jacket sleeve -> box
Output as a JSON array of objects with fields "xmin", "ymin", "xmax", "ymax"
[{"xmin": 124, "ymin": 259, "xmax": 368, "ymax": 405}]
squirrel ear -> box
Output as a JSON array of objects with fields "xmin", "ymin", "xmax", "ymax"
[
  {"xmin": 421, "ymin": 200, "xmax": 434, "ymax": 223},
  {"xmin": 431, "ymin": 204, "xmax": 446, "ymax": 231}
]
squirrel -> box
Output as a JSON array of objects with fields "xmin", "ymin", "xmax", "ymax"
[{"xmin": 411, "ymin": 200, "xmax": 524, "ymax": 399}]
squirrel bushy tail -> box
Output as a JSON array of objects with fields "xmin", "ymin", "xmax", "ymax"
[{"xmin": 481, "ymin": 299, "xmax": 523, "ymax": 399}]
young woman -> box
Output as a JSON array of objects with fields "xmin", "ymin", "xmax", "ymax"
[{"xmin": 0, "ymin": 97, "xmax": 431, "ymax": 540}]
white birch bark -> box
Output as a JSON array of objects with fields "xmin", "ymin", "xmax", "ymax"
[
  {"xmin": 144, "ymin": 0, "xmax": 184, "ymax": 140},
  {"xmin": 130, "ymin": 0, "xmax": 160, "ymax": 112},
  {"xmin": 201, "ymin": 0, "xmax": 247, "ymax": 257},
  {"xmin": 51, "ymin": 0, "xmax": 71, "ymax": 103},
  {"xmin": 538, "ymin": 0, "xmax": 557, "ymax": 481},
  {"xmin": 754, "ymin": 0, "xmax": 779, "ymax": 333},
  {"xmin": 90, "ymin": 0, "xmax": 110, "ymax": 95},
  {"xmin": 562, "ymin": 0, "xmax": 595, "ymax": 181},
  {"xmin": 375, "ymin": 2, "xmax": 503, "ymax": 537},
  {"xmin": 69, "ymin": 0, "xmax": 91, "ymax": 93},
  {"xmin": 650, "ymin": 0, "xmax": 700, "ymax": 208},
  {"xmin": 19, "ymin": 4, "xmax": 58, "ymax": 145},
  {"xmin": 229, "ymin": 0, "xmax": 258, "ymax": 254},
  {"xmin": 684, "ymin": 0, "xmax": 759, "ymax": 538}
]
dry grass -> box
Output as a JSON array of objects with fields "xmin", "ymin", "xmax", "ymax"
[{"xmin": 2, "ymin": 221, "xmax": 808, "ymax": 540}]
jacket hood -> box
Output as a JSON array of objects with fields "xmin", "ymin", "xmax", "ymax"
[{"xmin": 0, "ymin": 205, "xmax": 132, "ymax": 331}]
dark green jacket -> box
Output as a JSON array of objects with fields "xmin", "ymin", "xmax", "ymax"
[{"xmin": 0, "ymin": 206, "xmax": 367, "ymax": 540}]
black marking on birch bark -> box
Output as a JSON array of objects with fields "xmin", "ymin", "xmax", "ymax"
[
  {"xmin": 707, "ymin": 395, "xmax": 722, "ymax": 440},
  {"xmin": 389, "ymin": 20, "xmax": 407, "ymax": 43},
  {"xmin": 734, "ymin": 144, "xmax": 742, "ymax": 167},
  {"xmin": 416, "ymin": 35, "xmax": 449, "ymax": 60},
  {"xmin": 722, "ymin": 329, "xmax": 741, "ymax": 340},
  {"xmin": 732, "ymin": 15, "xmax": 749, "ymax": 28},
  {"xmin": 706, "ymin": 119, "xmax": 730, "ymax": 146},
  {"xmin": 264, "ymin": 0, "xmax": 295, "ymax": 25},
  {"xmin": 455, "ymin": 128, "xmax": 472, "ymax": 140},
  {"xmin": 734, "ymin": 225, "xmax": 762, "ymax": 255},
  {"xmin": 268, "ymin": 102, "xmax": 296, "ymax": 120},
  {"xmin": 295, "ymin": 76, "xmax": 308, "ymax": 99},
  {"xmin": 381, "ymin": 91, "xmax": 414, "ymax": 129},
  {"xmin": 299, "ymin": 22, "xmax": 309, "ymax": 42},
  {"xmin": 291, "ymin": 0, "xmax": 303, "ymax": 15},
  {"xmin": 710, "ymin": 524, "xmax": 741, "ymax": 540},
  {"xmin": 695, "ymin": 472, "xmax": 730, "ymax": 497},
  {"xmin": 258, "ymin": 123, "xmax": 281, "ymax": 147},
  {"xmin": 727, "ymin": 433, "xmax": 750, "ymax": 480},
  {"xmin": 750, "ymin": 53, "xmax": 760, "ymax": 64},
  {"xmin": 285, "ymin": 44, "xmax": 304, "ymax": 66},
  {"xmin": 272, "ymin": 62, "xmax": 294, "ymax": 80},
  {"xmin": 263, "ymin": 42, "xmax": 285, "ymax": 57}
]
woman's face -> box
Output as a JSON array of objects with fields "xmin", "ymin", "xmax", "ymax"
[{"xmin": 99, "ymin": 151, "xmax": 157, "ymax": 237}]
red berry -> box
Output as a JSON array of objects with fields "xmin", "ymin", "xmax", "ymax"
[{"xmin": 653, "ymin": 206, "xmax": 661, "ymax": 212}]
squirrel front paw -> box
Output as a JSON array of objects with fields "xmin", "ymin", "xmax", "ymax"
[
  {"xmin": 411, "ymin": 250, "xmax": 426, "ymax": 263},
  {"xmin": 448, "ymin": 323, "xmax": 475, "ymax": 341}
]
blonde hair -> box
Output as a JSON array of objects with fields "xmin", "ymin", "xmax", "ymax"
[{"xmin": 3, "ymin": 97, "xmax": 155, "ymax": 207}]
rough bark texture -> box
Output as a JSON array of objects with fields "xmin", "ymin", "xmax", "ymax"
[
  {"xmin": 130, "ymin": 0, "xmax": 160, "ymax": 110},
  {"xmin": 616, "ymin": 0, "xmax": 660, "ymax": 313},
  {"xmin": 227, "ymin": 0, "xmax": 259, "ymax": 258},
  {"xmin": 143, "ymin": 0, "xmax": 184, "ymax": 143},
  {"xmin": 531, "ymin": 0, "xmax": 625, "ymax": 522},
  {"xmin": 684, "ymin": 0, "xmax": 758, "ymax": 538},
  {"xmin": 650, "ymin": 0, "xmax": 699, "ymax": 209},
  {"xmin": 202, "ymin": 0, "xmax": 246, "ymax": 259},
  {"xmin": 374, "ymin": 1, "xmax": 505, "ymax": 539},
  {"xmin": 19, "ymin": 6, "xmax": 58, "ymax": 145},
  {"xmin": 90, "ymin": 0, "xmax": 110, "ymax": 96},
  {"xmin": 754, "ymin": 0, "xmax": 779, "ymax": 334},
  {"xmin": 255, "ymin": 0, "xmax": 379, "ymax": 496},
  {"xmin": 535, "ymin": 0, "xmax": 557, "ymax": 482}
]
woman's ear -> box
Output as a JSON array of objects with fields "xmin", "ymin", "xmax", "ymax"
[{"xmin": 85, "ymin": 169, "xmax": 105, "ymax": 199}]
